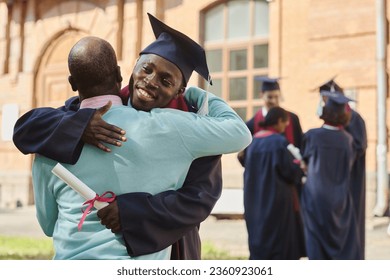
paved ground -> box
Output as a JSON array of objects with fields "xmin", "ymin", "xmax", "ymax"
[
  {"xmin": 206, "ymin": 188, "xmax": 390, "ymax": 259},
  {"xmin": 1, "ymin": 205, "xmax": 390, "ymax": 260},
  {"xmin": 200, "ymin": 215, "xmax": 390, "ymax": 260}
]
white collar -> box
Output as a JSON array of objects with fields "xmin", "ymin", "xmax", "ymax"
[
  {"xmin": 80, "ymin": 95, "xmax": 123, "ymax": 109},
  {"xmin": 322, "ymin": 124, "xmax": 341, "ymax": 130},
  {"xmin": 262, "ymin": 106, "xmax": 268, "ymax": 116}
]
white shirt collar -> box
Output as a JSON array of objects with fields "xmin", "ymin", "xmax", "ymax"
[
  {"xmin": 262, "ymin": 106, "xmax": 268, "ymax": 116},
  {"xmin": 80, "ymin": 95, "xmax": 123, "ymax": 109},
  {"xmin": 322, "ymin": 124, "xmax": 341, "ymax": 130}
]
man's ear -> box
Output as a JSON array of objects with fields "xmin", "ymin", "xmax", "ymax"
[
  {"xmin": 68, "ymin": 76, "xmax": 77, "ymax": 92},
  {"xmin": 116, "ymin": 66, "xmax": 123, "ymax": 83}
]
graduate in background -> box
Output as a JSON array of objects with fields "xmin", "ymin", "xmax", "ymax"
[
  {"xmin": 301, "ymin": 91, "xmax": 361, "ymax": 259},
  {"xmin": 238, "ymin": 77, "xmax": 303, "ymax": 166},
  {"xmin": 246, "ymin": 77, "xmax": 303, "ymax": 147},
  {"xmin": 243, "ymin": 106, "xmax": 305, "ymax": 260},
  {"xmin": 317, "ymin": 78, "xmax": 367, "ymax": 259}
]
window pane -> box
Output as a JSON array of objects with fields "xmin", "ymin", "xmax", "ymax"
[
  {"xmin": 254, "ymin": 0, "xmax": 269, "ymax": 37},
  {"xmin": 205, "ymin": 5, "xmax": 224, "ymax": 42},
  {"xmin": 230, "ymin": 49, "xmax": 247, "ymax": 71},
  {"xmin": 210, "ymin": 78, "xmax": 222, "ymax": 98},
  {"xmin": 254, "ymin": 44, "xmax": 268, "ymax": 68},
  {"xmin": 228, "ymin": 0, "xmax": 249, "ymax": 39},
  {"xmin": 229, "ymin": 77, "xmax": 247, "ymax": 101},
  {"xmin": 206, "ymin": 49, "xmax": 222, "ymax": 72},
  {"xmin": 233, "ymin": 107, "xmax": 247, "ymax": 121},
  {"xmin": 253, "ymin": 76, "xmax": 262, "ymax": 97}
]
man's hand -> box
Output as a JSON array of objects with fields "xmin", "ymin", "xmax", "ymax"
[
  {"xmin": 81, "ymin": 101, "xmax": 126, "ymax": 152},
  {"xmin": 97, "ymin": 200, "xmax": 121, "ymax": 233}
]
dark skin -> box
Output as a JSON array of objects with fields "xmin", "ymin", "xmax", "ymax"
[
  {"xmin": 93, "ymin": 54, "xmax": 187, "ymax": 233},
  {"xmin": 82, "ymin": 54, "xmax": 185, "ymax": 152},
  {"xmin": 80, "ymin": 101, "xmax": 126, "ymax": 153},
  {"xmin": 68, "ymin": 36, "xmax": 123, "ymax": 101},
  {"xmin": 68, "ymin": 36, "xmax": 127, "ymax": 152}
]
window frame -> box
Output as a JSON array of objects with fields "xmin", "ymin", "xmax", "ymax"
[{"xmin": 201, "ymin": 0, "xmax": 270, "ymax": 120}]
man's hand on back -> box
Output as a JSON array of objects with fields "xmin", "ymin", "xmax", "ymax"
[{"xmin": 81, "ymin": 101, "xmax": 127, "ymax": 152}]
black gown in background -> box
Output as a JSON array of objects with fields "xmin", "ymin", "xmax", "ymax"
[
  {"xmin": 345, "ymin": 110, "xmax": 367, "ymax": 259},
  {"xmin": 301, "ymin": 127, "xmax": 361, "ymax": 259},
  {"xmin": 243, "ymin": 132, "xmax": 305, "ymax": 260}
]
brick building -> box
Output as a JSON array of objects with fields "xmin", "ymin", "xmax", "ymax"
[{"xmin": 0, "ymin": 0, "xmax": 388, "ymax": 214}]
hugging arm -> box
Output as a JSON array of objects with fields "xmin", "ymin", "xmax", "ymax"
[
  {"xmin": 13, "ymin": 102, "xmax": 93, "ymax": 164},
  {"xmin": 98, "ymin": 154, "xmax": 222, "ymax": 257},
  {"xmin": 13, "ymin": 99, "xmax": 125, "ymax": 164}
]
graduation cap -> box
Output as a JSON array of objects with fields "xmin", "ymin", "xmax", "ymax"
[
  {"xmin": 140, "ymin": 13, "xmax": 212, "ymax": 85},
  {"xmin": 315, "ymin": 77, "xmax": 343, "ymax": 116},
  {"xmin": 255, "ymin": 76, "xmax": 280, "ymax": 92},
  {"xmin": 321, "ymin": 90, "xmax": 353, "ymax": 101},
  {"xmin": 322, "ymin": 90, "xmax": 353, "ymax": 113},
  {"xmin": 316, "ymin": 76, "xmax": 344, "ymax": 93}
]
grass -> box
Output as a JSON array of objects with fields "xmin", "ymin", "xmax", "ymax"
[
  {"xmin": 0, "ymin": 236, "xmax": 245, "ymax": 260},
  {"xmin": 201, "ymin": 241, "xmax": 247, "ymax": 260},
  {"xmin": 0, "ymin": 236, "xmax": 54, "ymax": 260}
]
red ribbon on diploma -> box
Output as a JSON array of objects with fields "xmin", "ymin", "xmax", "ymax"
[{"xmin": 78, "ymin": 191, "xmax": 116, "ymax": 231}]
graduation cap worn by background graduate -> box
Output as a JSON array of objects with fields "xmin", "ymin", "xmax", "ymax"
[
  {"xmin": 255, "ymin": 76, "xmax": 281, "ymax": 92},
  {"xmin": 321, "ymin": 90, "xmax": 354, "ymax": 114},
  {"xmin": 140, "ymin": 13, "xmax": 212, "ymax": 86},
  {"xmin": 315, "ymin": 77, "xmax": 344, "ymax": 116},
  {"xmin": 318, "ymin": 77, "xmax": 344, "ymax": 93}
]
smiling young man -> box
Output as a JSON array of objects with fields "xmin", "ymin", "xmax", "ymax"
[
  {"xmin": 13, "ymin": 13, "xmax": 233, "ymax": 259},
  {"xmin": 130, "ymin": 54, "xmax": 186, "ymax": 111}
]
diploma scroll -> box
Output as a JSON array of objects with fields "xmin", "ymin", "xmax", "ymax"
[
  {"xmin": 287, "ymin": 144, "xmax": 302, "ymax": 161},
  {"xmin": 51, "ymin": 163, "xmax": 108, "ymax": 210},
  {"xmin": 287, "ymin": 144, "xmax": 307, "ymax": 184}
]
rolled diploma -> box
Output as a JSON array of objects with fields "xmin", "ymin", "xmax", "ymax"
[
  {"xmin": 51, "ymin": 163, "xmax": 108, "ymax": 210},
  {"xmin": 287, "ymin": 144, "xmax": 302, "ymax": 161},
  {"xmin": 287, "ymin": 144, "xmax": 307, "ymax": 184}
]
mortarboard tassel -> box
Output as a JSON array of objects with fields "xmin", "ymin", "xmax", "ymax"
[
  {"xmin": 197, "ymin": 76, "xmax": 212, "ymax": 116},
  {"xmin": 316, "ymin": 98, "xmax": 324, "ymax": 117}
]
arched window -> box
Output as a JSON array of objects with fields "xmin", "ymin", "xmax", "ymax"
[{"xmin": 203, "ymin": 0, "xmax": 269, "ymax": 120}]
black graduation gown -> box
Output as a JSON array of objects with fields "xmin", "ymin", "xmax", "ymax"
[
  {"xmin": 345, "ymin": 110, "xmax": 367, "ymax": 259},
  {"xmin": 243, "ymin": 132, "xmax": 305, "ymax": 260},
  {"xmin": 301, "ymin": 127, "xmax": 361, "ymax": 260},
  {"xmin": 12, "ymin": 96, "xmax": 222, "ymax": 260},
  {"xmin": 13, "ymin": 96, "xmax": 92, "ymax": 164},
  {"xmin": 118, "ymin": 154, "xmax": 222, "ymax": 258}
]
